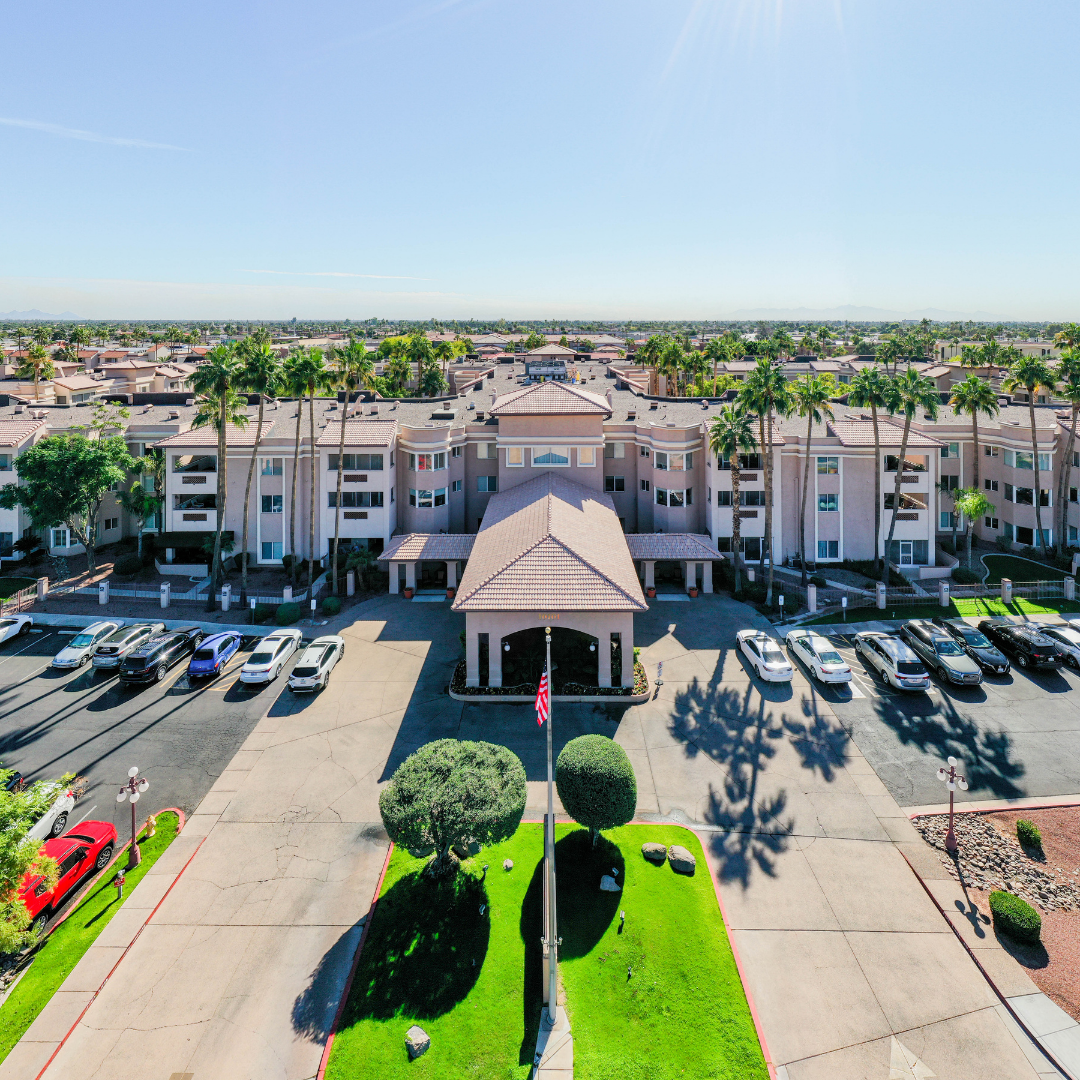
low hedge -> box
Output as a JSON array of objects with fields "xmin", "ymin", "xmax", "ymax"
[
  {"xmin": 113, "ymin": 553, "xmax": 143, "ymax": 577},
  {"xmin": 951, "ymin": 566, "xmax": 982, "ymax": 584},
  {"xmin": 989, "ymin": 890, "xmax": 1041, "ymax": 944},
  {"xmin": 276, "ymin": 602, "xmax": 302, "ymax": 625},
  {"xmin": 254, "ymin": 602, "xmax": 276, "ymax": 625},
  {"xmin": 1016, "ymin": 818, "xmax": 1043, "ymax": 851},
  {"xmin": 322, "ymin": 596, "xmax": 342, "ymax": 617}
]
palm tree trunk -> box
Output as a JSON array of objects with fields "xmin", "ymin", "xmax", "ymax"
[
  {"xmin": 732, "ymin": 467, "xmax": 742, "ymax": 595},
  {"xmin": 966, "ymin": 521, "xmax": 974, "ymax": 569},
  {"xmin": 332, "ymin": 407, "xmax": 346, "ymax": 596},
  {"xmin": 289, "ymin": 402, "xmax": 301, "ymax": 588},
  {"xmin": 308, "ymin": 391, "xmax": 316, "ymax": 591},
  {"xmin": 799, "ymin": 414, "xmax": 813, "ymax": 586},
  {"xmin": 1060, "ymin": 406, "xmax": 1079, "ymax": 548},
  {"xmin": 882, "ymin": 420, "xmax": 914, "ymax": 569},
  {"xmin": 871, "ymin": 405, "xmax": 882, "ymax": 576},
  {"xmin": 207, "ymin": 397, "xmax": 227, "ymax": 612},
  {"xmin": 239, "ymin": 396, "xmax": 266, "ymax": 607},
  {"xmin": 34, "ymin": 365, "xmax": 39, "ymax": 402},
  {"xmin": 1030, "ymin": 400, "xmax": 1048, "ymax": 557},
  {"xmin": 972, "ymin": 413, "xmax": 982, "ymax": 492}
]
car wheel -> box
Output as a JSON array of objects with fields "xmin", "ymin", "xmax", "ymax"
[
  {"xmin": 879, "ymin": 666, "xmax": 889, "ymax": 685},
  {"xmin": 95, "ymin": 844, "xmax": 114, "ymax": 871},
  {"xmin": 50, "ymin": 812, "xmax": 68, "ymax": 838},
  {"xmin": 18, "ymin": 621, "xmax": 29, "ymax": 635},
  {"xmin": 79, "ymin": 654, "xmax": 89, "ymax": 667},
  {"xmin": 154, "ymin": 664, "xmax": 166, "ymax": 682},
  {"xmin": 32, "ymin": 911, "xmax": 49, "ymax": 936},
  {"xmin": 854, "ymin": 640, "xmax": 863, "ymax": 655},
  {"xmin": 321, "ymin": 673, "xmax": 329, "ymax": 690},
  {"xmin": 1016, "ymin": 653, "xmax": 1029, "ymax": 669}
]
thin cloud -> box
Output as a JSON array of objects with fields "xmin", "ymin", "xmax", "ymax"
[
  {"xmin": 0, "ymin": 117, "xmax": 191, "ymax": 151},
  {"xmin": 238, "ymin": 269, "xmax": 431, "ymax": 281}
]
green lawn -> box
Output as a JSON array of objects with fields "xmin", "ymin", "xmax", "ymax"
[
  {"xmin": 981, "ymin": 554, "xmax": 1070, "ymax": 584},
  {"xmin": 0, "ymin": 811, "xmax": 180, "ymax": 1063},
  {"xmin": 804, "ymin": 596, "xmax": 1080, "ymax": 626},
  {"xmin": 0, "ymin": 578, "xmax": 36, "ymax": 601},
  {"xmin": 326, "ymin": 824, "xmax": 766, "ymax": 1080}
]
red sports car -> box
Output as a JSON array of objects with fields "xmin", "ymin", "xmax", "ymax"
[{"xmin": 20, "ymin": 820, "xmax": 118, "ymax": 934}]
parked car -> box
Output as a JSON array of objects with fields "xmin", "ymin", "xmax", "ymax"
[
  {"xmin": 853, "ymin": 632, "xmax": 930, "ymax": 691},
  {"xmin": 188, "ymin": 631, "xmax": 243, "ymax": 678},
  {"xmin": 118, "ymin": 626, "xmax": 204, "ymax": 685},
  {"xmin": 240, "ymin": 629, "xmax": 303, "ymax": 684},
  {"xmin": 51, "ymin": 621, "xmax": 121, "ymax": 669},
  {"xmin": 930, "ymin": 617, "xmax": 1011, "ymax": 675},
  {"xmin": 1026, "ymin": 623, "xmax": 1080, "ymax": 669},
  {"xmin": 26, "ymin": 784, "xmax": 78, "ymax": 843},
  {"xmin": 736, "ymin": 629, "xmax": 793, "ymax": 682},
  {"xmin": 784, "ymin": 628, "xmax": 852, "ymax": 684},
  {"xmin": 19, "ymin": 820, "xmax": 117, "ymax": 934},
  {"xmin": 900, "ymin": 620, "xmax": 983, "ymax": 685},
  {"xmin": 92, "ymin": 622, "xmax": 166, "ymax": 670},
  {"xmin": 288, "ymin": 635, "xmax": 345, "ymax": 692},
  {"xmin": 979, "ymin": 620, "xmax": 1063, "ymax": 670},
  {"xmin": 0, "ymin": 613, "xmax": 33, "ymax": 644}
]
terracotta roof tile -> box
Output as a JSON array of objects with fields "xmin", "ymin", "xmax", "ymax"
[
  {"xmin": 379, "ymin": 534, "xmax": 475, "ymax": 561},
  {"xmin": 625, "ymin": 534, "xmax": 720, "ymax": 560},
  {"xmin": 0, "ymin": 418, "xmax": 47, "ymax": 446},
  {"xmin": 315, "ymin": 419, "xmax": 399, "ymax": 447},
  {"xmin": 829, "ymin": 421, "xmax": 944, "ymax": 448},
  {"xmin": 489, "ymin": 382, "xmax": 611, "ymax": 416}
]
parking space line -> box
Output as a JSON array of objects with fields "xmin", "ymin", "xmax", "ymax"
[
  {"xmin": 72, "ymin": 805, "xmax": 97, "ymax": 829},
  {"xmin": 0, "ymin": 631, "xmax": 57, "ymax": 669}
]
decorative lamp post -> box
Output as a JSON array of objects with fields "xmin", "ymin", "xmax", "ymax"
[
  {"xmin": 936, "ymin": 756, "xmax": 968, "ymax": 853},
  {"xmin": 116, "ymin": 766, "xmax": 149, "ymax": 869}
]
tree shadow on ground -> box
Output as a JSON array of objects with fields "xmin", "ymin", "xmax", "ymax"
[
  {"xmin": 333, "ymin": 869, "xmax": 489, "ymax": 1030},
  {"xmin": 869, "ymin": 683, "xmax": 1026, "ymax": 798},
  {"xmin": 995, "ymin": 927, "xmax": 1050, "ymax": 970},
  {"xmin": 291, "ymin": 917, "xmax": 369, "ymax": 1041}
]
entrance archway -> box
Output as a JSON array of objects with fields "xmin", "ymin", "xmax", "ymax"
[{"xmin": 500, "ymin": 626, "xmax": 599, "ymax": 691}]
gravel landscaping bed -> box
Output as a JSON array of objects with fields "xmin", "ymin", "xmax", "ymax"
[{"xmin": 914, "ymin": 807, "xmax": 1080, "ymax": 1020}]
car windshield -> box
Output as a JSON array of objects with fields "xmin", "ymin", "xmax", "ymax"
[
  {"xmin": 818, "ymin": 650, "xmax": 844, "ymax": 665},
  {"xmin": 249, "ymin": 651, "xmax": 274, "ymax": 665},
  {"xmin": 70, "ymin": 633, "xmax": 95, "ymax": 647},
  {"xmin": 959, "ymin": 630, "xmax": 992, "ymax": 648},
  {"xmin": 292, "ymin": 666, "xmax": 318, "ymax": 678},
  {"xmin": 0, "ymin": 620, "xmax": 16, "ymax": 628},
  {"xmin": 933, "ymin": 639, "xmax": 964, "ymax": 656},
  {"xmin": 897, "ymin": 662, "xmax": 926, "ymax": 675},
  {"xmin": 192, "ymin": 648, "xmax": 215, "ymax": 661},
  {"xmin": 1055, "ymin": 629, "xmax": 1080, "ymax": 645},
  {"xmin": 760, "ymin": 643, "xmax": 785, "ymax": 663}
]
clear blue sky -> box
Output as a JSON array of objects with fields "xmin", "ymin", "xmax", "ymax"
[{"xmin": 2, "ymin": 0, "xmax": 1077, "ymax": 321}]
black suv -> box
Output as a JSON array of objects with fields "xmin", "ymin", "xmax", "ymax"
[
  {"xmin": 930, "ymin": 617, "xmax": 1011, "ymax": 675},
  {"xmin": 977, "ymin": 620, "xmax": 1062, "ymax": 670},
  {"xmin": 119, "ymin": 626, "xmax": 204, "ymax": 685}
]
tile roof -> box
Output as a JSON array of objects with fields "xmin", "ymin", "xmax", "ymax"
[
  {"xmin": 527, "ymin": 344, "xmax": 576, "ymax": 356},
  {"xmin": 489, "ymin": 381, "xmax": 611, "ymax": 416},
  {"xmin": 378, "ymin": 533, "xmax": 476, "ymax": 562},
  {"xmin": 315, "ymin": 419, "xmax": 399, "ymax": 447},
  {"xmin": 0, "ymin": 418, "xmax": 47, "ymax": 446},
  {"xmin": 154, "ymin": 423, "xmax": 261, "ymax": 447},
  {"xmin": 829, "ymin": 421, "xmax": 944, "ymax": 448},
  {"xmin": 452, "ymin": 472, "xmax": 647, "ymax": 612},
  {"xmin": 625, "ymin": 534, "xmax": 721, "ymax": 560},
  {"xmin": 53, "ymin": 375, "xmax": 101, "ymax": 391}
]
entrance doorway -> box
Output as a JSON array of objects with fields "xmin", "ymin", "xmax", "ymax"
[
  {"xmin": 899, "ymin": 541, "xmax": 913, "ymax": 566},
  {"xmin": 500, "ymin": 627, "xmax": 599, "ymax": 690}
]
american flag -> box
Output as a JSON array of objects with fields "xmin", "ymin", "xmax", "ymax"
[{"xmin": 535, "ymin": 670, "xmax": 549, "ymax": 726}]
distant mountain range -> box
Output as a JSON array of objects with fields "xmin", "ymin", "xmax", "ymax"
[
  {"xmin": 0, "ymin": 309, "xmax": 79, "ymax": 321},
  {"xmin": 729, "ymin": 305, "xmax": 1005, "ymax": 323}
]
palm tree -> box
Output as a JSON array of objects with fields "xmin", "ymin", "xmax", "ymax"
[
  {"xmin": 790, "ymin": 373, "xmax": 837, "ymax": 585},
  {"xmin": 189, "ymin": 343, "xmax": 245, "ymax": 611},
  {"xmin": 1003, "ymin": 355, "xmax": 1057, "ymax": 557},
  {"xmin": 958, "ymin": 344, "xmax": 983, "ymax": 373},
  {"xmin": 69, "ymin": 325, "xmax": 91, "ymax": 365},
  {"xmin": 949, "ymin": 373, "xmax": 1000, "ymax": 496},
  {"xmin": 330, "ymin": 343, "xmax": 375, "ymax": 594},
  {"xmin": 17, "ymin": 343, "xmax": 53, "ymax": 400},
  {"xmin": 708, "ymin": 405, "xmax": 758, "ymax": 595},
  {"xmin": 281, "ymin": 352, "xmax": 310, "ymax": 587},
  {"xmin": 297, "ymin": 349, "xmax": 334, "ymax": 589},
  {"xmin": 847, "ymin": 364, "xmax": 891, "ymax": 575},
  {"xmin": 882, "ymin": 367, "xmax": 941, "ymax": 566},
  {"xmin": 118, "ymin": 480, "xmax": 161, "ymax": 560},
  {"xmin": 1054, "ymin": 350, "xmax": 1080, "ymax": 546},
  {"xmin": 1054, "ymin": 324, "xmax": 1080, "ymax": 350},
  {"xmin": 703, "ymin": 338, "xmax": 727, "ymax": 395},
  {"xmin": 936, "ymin": 479, "xmax": 961, "ymax": 556},
  {"xmin": 657, "ymin": 340, "xmax": 684, "ymax": 396},
  {"xmin": 876, "ymin": 337, "xmax": 903, "ymax": 376},
  {"xmin": 235, "ymin": 340, "xmax": 283, "ymax": 605},
  {"xmin": 815, "ymin": 326, "xmax": 834, "ymax": 358},
  {"xmin": 954, "ymin": 488, "xmax": 994, "ymax": 570}
]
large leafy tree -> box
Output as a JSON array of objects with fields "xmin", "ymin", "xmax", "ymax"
[
  {"xmin": 708, "ymin": 405, "xmax": 758, "ymax": 594},
  {"xmin": 790, "ymin": 374, "xmax": 837, "ymax": 584},
  {"xmin": 847, "ymin": 364, "xmax": 891, "ymax": 575},
  {"xmin": 189, "ymin": 343, "xmax": 245, "ymax": 610},
  {"xmin": 882, "ymin": 367, "xmax": 941, "ymax": 564},
  {"xmin": 1003, "ymin": 355, "xmax": 1057, "ymax": 557},
  {"xmin": 379, "ymin": 740, "xmax": 527, "ymax": 875},
  {"xmin": 0, "ymin": 433, "xmax": 136, "ymax": 576}
]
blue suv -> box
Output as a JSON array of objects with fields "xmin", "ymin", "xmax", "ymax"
[{"xmin": 187, "ymin": 632, "xmax": 243, "ymax": 678}]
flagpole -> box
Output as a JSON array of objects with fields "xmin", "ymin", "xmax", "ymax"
[{"xmin": 545, "ymin": 625, "xmax": 557, "ymax": 1023}]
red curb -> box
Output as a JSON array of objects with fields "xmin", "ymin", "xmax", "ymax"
[
  {"xmin": 316, "ymin": 842, "xmax": 395, "ymax": 1080},
  {"xmin": 896, "ymin": 848, "xmax": 1076, "ymax": 1080},
  {"xmin": 33, "ymin": 809, "xmax": 202, "ymax": 1080}
]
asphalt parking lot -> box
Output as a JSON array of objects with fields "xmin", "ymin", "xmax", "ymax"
[
  {"xmin": 0, "ymin": 626, "xmax": 316, "ymax": 838},
  {"xmin": 784, "ymin": 629, "xmax": 1080, "ymax": 808}
]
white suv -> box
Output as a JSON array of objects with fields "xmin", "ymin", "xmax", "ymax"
[{"xmin": 240, "ymin": 629, "xmax": 302, "ymax": 684}]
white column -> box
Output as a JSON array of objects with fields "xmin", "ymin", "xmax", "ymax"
[
  {"xmin": 466, "ymin": 625, "xmax": 480, "ymax": 686},
  {"xmin": 490, "ymin": 637, "xmax": 503, "ymax": 688},
  {"xmin": 702, "ymin": 561, "xmax": 713, "ymax": 594},
  {"xmin": 347, "ymin": 570, "xmax": 356, "ymax": 596},
  {"xmin": 405, "ymin": 561, "xmax": 417, "ymax": 591},
  {"xmin": 98, "ymin": 580, "xmax": 109, "ymax": 605},
  {"xmin": 36, "ymin": 576, "xmax": 48, "ymax": 601},
  {"xmin": 621, "ymin": 618, "xmax": 634, "ymax": 688},
  {"xmin": 446, "ymin": 561, "xmax": 457, "ymax": 588},
  {"xmin": 807, "ymin": 583, "xmax": 818, "ymax": 613},
  {"xmin": 597, "ymin": 635, "xmax": 611, "ymax": 687},
  {"xmin": 644, "ymin": 561, "xmax": 655, "ymax": 589},
  {"xmin": 388, "ymin": 564, "xmax": 399, "ymax": 594},
  {"xmin": 160, "ymin": 581, "xmax": 170, "ymax": 608}
]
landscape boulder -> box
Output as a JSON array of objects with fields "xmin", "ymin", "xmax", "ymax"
[
  {"xmin": 406, "ymin": 1025, "xmax": 431, "ymax": 1060},
  {"xmin": 642, "ymin": 842, "xmax": 666, "ymax": 864},
  {"xmin": 503, "ymin": 858, "xmax": 514, "ymax": 871},
  {"xmin": 600, "ymin": 874, "xmax": 622, "ymax": 892},
  {"xmin": 668, "ymin": 845, "xmax": 696, "ymax": 874}
]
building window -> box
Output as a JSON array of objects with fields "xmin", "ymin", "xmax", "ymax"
[
  {"xmin": 1016, "ymin": 526, "xmax": 1034, "ymax": 545},
  {"xmin": 604, "ymin": 442, "xmax": 625, "ymax": 459},
  {"xmin": 735, "ymin": 453, "xmax": 756, "ymax": 470},
  {"xmin": 578, "ymin": 446, "xmax": 597, "ymax": 466},
  {"xmin": 883, "ymin": 493, "xmax": 927, "ymax": 510},
  {"xmin": 434, "ymin": 487, "xmax": 447, "ymax": 506},
  {"xmin": 173, "ymin": 494, "xmax": 216, "ymax": 510},
  {"xmin": 1071, "ymin": 526, "xmax": 1078, "ymax": 543},
  {"xmin": 942, "ymin": 475, "xmax": 960, "ymax": 491},
  {"xmin": 817, "ymin": 493, "xmax": 839, "ymax": 512},
  {"xmin": 817, "ymin": 540, "xmax": 839, "ymax": 560},
  {"xmin": 103, "ymin": 517, "xmax": 119, "ymax": 531},
  {"xmin": 817, "ymin": 456, "xmax": 838, "ymax": 474},
  {"xmin": 654, "ymin": 452, "xmax": 667, "ymax": 470},
  {"xmin": 1004, "ymin": 522, "xmax": 1014, "ymax": 542},
  {"xmin": 452, "ymin": 445, "xmax": 462, "ymax": 458},
  {"xmin": 940, "ymin": 511, "xmax": 955, "ymax": 529},
  {"xmin": 329, "ymin": 492, "xmax": 383, "ymax": 508},
  {"xmin": 328, "ymin": 453, "xmax": 383, "ymax": 471},
  {"xmin": 985, "ymin": 479, "xmax": 999, "ymax": 492},
  {"xmin": 985, "ymin": 445, "xmax": 999, "ymax": 458},
  {"xmin": 52, "ymin": 529, "xmax": 69, "ymax": 548},
  {"xmin": 261, "ymin": 541, "xmax": 284, "ymax": 560},
  {"xmin": 717, "ymin": 490, "xmax": 732, "ymax": 507},
  {"xmin": 640, "ymin": 479, "xmax": 650, "ymax": 492},
  {"xmin": 1004, "ymin": 449, "xmax": 1015, "ymax": 467},
  {"xmin": 261, "ymin": 457, "xmax": 283, "ymax": 475},
  {"xmin": 655, "ymin": 452, "xmax": 689, "ymax": 471},
  {"xmin": 884, "ymin": 455, "xmax": 927, "ymax": 472},
  {"xmin": 707, "ymin": 487, "xmax": 711, "ymax": 503},
  {"xmin": 532, "ymin": 447, "xmax": 569, "ymax": 466},
  {"xmin": 742, "ymin": 491, "xmax": 764, "ymax": 507},
  {"xmin": 172, "ymin": 454, "xmax": 216, "ymax": 473},
  {"xmin": 477, "ymin": 442, "xmax": 497, "ymax": 459},
  {"xmin": 1071, "ymin": 487, "xmax": 1078, "ymax": 503},
  {"xmin": 0, "ymin": 455, "xmax": 11, "ymax": 471},
  {"xmin": 941, "ymin": 443, "xmax": 960, "ymax": 459},
  {"xmin": 1040, "ymin": 489, "xmax": 1052, "ymax": 507},
  {"xmin": 1015, "ymin": 486, "xmax": 1034, "ymax": 505},
  {"xmin": 1004, "ymin": 483, "xmax": 1014, "ymax": 501},
  {"xmin": 655, "ymin": 488, "xmax": 667, "ymax": 506},
  {"xmin": 452, "ymin": 479, "xmax": 462, "ymax": 492},
  {"xmin": 410, "ymin": 488, "xmax": 434, "ymax": 507},
  {"xmin": 408, "ymin": 453, "xmax": 435, "ymax": 471},
  {"xmin": 605, "ymin": 476, "xmax": 625, "ymax": 492},
  {"xmin": 640, "ymin": 446, "xmax": 650, "ymax": 458},
  {"xmin": 478, "ymin": 476, "xmax": 498, "ymax": 492},
  {"xmin": 0, "ymin": 533, "xmax": 11, "ymax": 555},
  {"xmin": 669, "ymin": 489, "xmax": 685, "ymax": 507},
  {"xmin": 506, "ymin": 446, "xmax": 524, "ymax": 467},
  {"xmin": 261, "ymin": 494, "xmax": 283, "ymax": 514},
  {"xmin": 985, "ymin": 517, "xmax": 999, "ymax": 530}
]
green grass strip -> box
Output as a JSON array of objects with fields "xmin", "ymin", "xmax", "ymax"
[
  {"xmin": 0, "ymin": 578, "xmax": 37, "ymax": 601},
  {"xmin": 805, "ymin": 596, "xmax": 1080, "ymax": 626},
  {"xmin": 0, "ymin": 811, "xmax": 181, "ymax": 1063},
  {"xmin": 980, "ymin": 554, "xmax": 1070, "ymax": 584}
]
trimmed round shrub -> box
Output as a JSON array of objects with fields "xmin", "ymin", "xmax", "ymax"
[
  {"xmin": 952, "ymin": 566, "xmax": 982, "ymax": 584},
  {"xmin": 322, "ymin": 596, "xmax": 342, "ymax": 617},
  {"xmin": 989, "ymin": 890, "xmax": 1041, "ymax": 944},
  {"xmin": 379, "ymin": 739, "xmax": 527, "ymax": 873},
  {"xmin": 113, "ymin": 553, "xmax": 143, "ymax": 577},
  {"xmin": 810, "ymin": 575, "xmax": 827, "ymax": 588},
  {"xmin": 1017, "ymin": 818, "xmax": 1043, "ymax": 851},
  {"xmin": 254, "ymin": 603, "xmax": 275, "ymax": 625},
  {"xmin": 556, "ymin": 735, "xmax": 637, "ymax": 847},
  {"xmin": 275, "ymin": 602, "xmax": 302, "ymax": 626}
]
